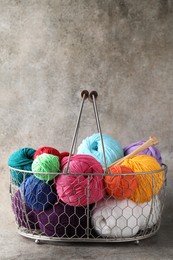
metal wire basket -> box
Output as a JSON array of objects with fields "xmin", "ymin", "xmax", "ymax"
[
  {"xmin": 8, "ymin": 91, "xmax": 167, "ymax": 244},
  {"xmin": 9, "ymin": 165, "xmax": 167, "ymax": 244}
]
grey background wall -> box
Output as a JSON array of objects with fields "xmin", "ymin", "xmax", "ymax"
[
  {"xmin": 1, "ymin": 0, "xmax": 173, "ymax": 171},
  {"xmin": 0, "ymin": 1, "xmax": 173, "ymax": 258}
]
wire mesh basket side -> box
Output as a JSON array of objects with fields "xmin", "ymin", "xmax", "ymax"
[{"xmin": 9, "ymin": 165, "xmax": 167, "ymax": 243}]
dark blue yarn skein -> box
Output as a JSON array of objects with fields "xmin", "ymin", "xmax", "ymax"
[{"xmin": 20, "ymin": 175, "xmax": 57, "ymax": 212}]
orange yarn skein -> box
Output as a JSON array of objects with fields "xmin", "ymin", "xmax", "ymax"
[
  {"xmin": 104, "ymin": 165, "xmax": 138, "ymax": 200},
  {"xmin": 121, "ymin": 155, "xmax": 164, "ymax": 203}
]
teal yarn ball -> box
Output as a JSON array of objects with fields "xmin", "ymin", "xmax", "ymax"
[
  {"xmin": 77, "ymin": 133, "xmax": 124, "ymax": 167},
  {"xmin": 8, "ymin": 147, "xmax": 36, "ymax": 187},
  {"xmin": 32, "ymin": 153, "xmax": 60, "ymax": 183}
]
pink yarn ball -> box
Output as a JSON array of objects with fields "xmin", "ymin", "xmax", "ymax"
[{"xmin": 55, "ymin": 154, "xmax": 105, "ymax": 207}]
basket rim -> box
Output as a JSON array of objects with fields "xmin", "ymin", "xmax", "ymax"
[{"xmin": 8, "ymin": 163, "xmax": 167, "ymax": 176}]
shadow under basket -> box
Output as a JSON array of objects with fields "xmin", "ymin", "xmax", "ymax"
[{"xmin": 9, "ymin": 164, "xmax": 167, "ymax": 244}]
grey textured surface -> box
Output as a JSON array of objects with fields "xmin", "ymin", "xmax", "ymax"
[{"xmin": 0, "ymin": 0, "xmax": 173, "ymax": 259}]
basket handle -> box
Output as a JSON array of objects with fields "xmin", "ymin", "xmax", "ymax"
[
  {"xmin": 64, "ymin": 90, "xmax": 89, "ymax": 173},
  {"xmin": 108, "ymin": 135, "xmax": 159, "ymax": 168},
  {"xmin": 65, "ymin": 90, "xmax": 108, "ymax": 173},
  {"xmin": 89, "ymin": 91, "xmax": 108, "ymax": 172}
]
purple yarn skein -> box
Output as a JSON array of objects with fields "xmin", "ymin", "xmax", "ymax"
[
  {"xmin": 12, "ymin": 190, "xmax": 39, "ymax": 229},
  {"xmin": 123, "ymin": 141, "xmax": 162, "ymax": 164},
  {"xmin": 38, "ymin": 200, "xmax": 93, "ymax": 238}
]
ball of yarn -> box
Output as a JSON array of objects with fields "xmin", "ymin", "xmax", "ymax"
[
  {"xmin": 32, "ymin": 153, "xmax": 60, "ymax": 183},
  {"xmin": 55, "ymin": 154, "xmax": 105, "ymax": 207},
  {"xmin": 34, "ymin": 146, "xmax": 61, "ymax": 159},
  {"xmin": 38, "ymin": 200, "xmax": 93, "ymax": 238},
  {"xmin": 60, "ymin": 151, "xmax": 70, "ymax": 161},
  {"xmin": 8, "ymin": 147, "xmax": 36, "ymax": 186},
  {"xmin": 123, "ymin": 141, "xmax": 162, "ymax": 165},
  {"xmin": 139, "ymin": 196, "xmax": 161, "ymax": 229},
  {"xmin": 12, "ymin": 190, "xmax": 39, "ymax": 229},
  {"xmin": 91, "ymin": 198, "xmax": 141, "ymax": 238},
  {"xmin": 104, "ymin": 165, "xmax": 138, "ymax": 200},
  {"xmin": 77, "ymin": 133, "xmax": 124, "ymax": 167},
  {"xmin": 34, "ymin": 146, "xmax": 69, "ymax": 162},
  {"xmin": 20, "ymin": 175, "xmax": 57, "ymax": 211},
  {"xmin": 121, "ymin": 155, "xmax": 164, "ymax": 203}
]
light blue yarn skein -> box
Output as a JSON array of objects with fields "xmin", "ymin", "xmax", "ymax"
[{"xmin": 77, "ymin": 133, "xmax": 124, "ymax": 167}]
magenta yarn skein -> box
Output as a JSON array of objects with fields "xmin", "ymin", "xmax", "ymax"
[{"xmin": 55, "ymin": 154, "xmax": 105, "ymax": 207}]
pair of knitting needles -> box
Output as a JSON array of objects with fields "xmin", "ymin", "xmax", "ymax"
[{"xmin": 108, "ymin": 136, "xmax": 159, "ymax": 168}]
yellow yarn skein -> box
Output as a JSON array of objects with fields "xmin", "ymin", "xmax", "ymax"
[{"xmin": 121, "ymin": 155, "xmax": 164, "ymax": 203}]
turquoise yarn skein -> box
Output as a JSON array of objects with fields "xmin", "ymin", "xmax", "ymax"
[
  {"xmin": 32, "ymin": 153, "xmax": 60, "ymax": 183},
  {"xmin": 77, "ymin": 133, "xmax": 124, "ymax": 167},
  {"xmin": 8, "ymin": 147, "xmax": 36, "ymax": 187}
]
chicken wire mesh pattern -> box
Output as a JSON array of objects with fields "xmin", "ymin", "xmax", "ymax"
[{"xmin": 9, "ymin": 164, "xmax": 167, "ymax": 244}]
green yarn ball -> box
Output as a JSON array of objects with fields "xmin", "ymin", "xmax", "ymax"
[{"xmin": 32, "ymin": 153, "xmax": 60, "ymax": 183}]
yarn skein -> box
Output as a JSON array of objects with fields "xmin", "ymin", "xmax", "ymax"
[
  {"xmin": 104, "ymin": 165, "xmax": 138, "ymax": 200},
  {"xmin": 55, "ymin": 154, "xmax": 105, "ymax": 207},
  {"xmin": 34, "ymin": 146, "xmax": 60, "ymax": 159},
  {"xmin": 91, "ymin": 198, "xmax": 141, "ymax": 238},
  {"xmin": 139, "ymin": 196, "xmax": 161, "ymax": 229},
  {"xmin": 8, "ymin": 147, "xmax": 36, "ymax": 186},
  {"xmin": 123, "ymin": 140, "xmax": 162, "ymax": 165},
  {"xmin": 34, "ymin": 146, "xmax": 69, "ymax": 162},
  {"xmin": 32, "ymin": 153, "xmax": 60, "ymax": 183},
  {"xmin": 12, "ymin": 190, "xmax": 39, "ymax": 229},
  {"xmin": 77, "ymin": 133, "xmax": 124, "ymax": 167},
  {"xmin": 20, "ymin": 175, "xmax": 57, "ymax": 211},
  {"xmin": 121, "ymin": 155, "xmax": 164, "ymax": 203},
  {"xmin": 38, "ymin": 200, "xmax": 94, "ymax": 238}
]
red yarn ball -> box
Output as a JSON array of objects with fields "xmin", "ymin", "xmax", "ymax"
[
  {"xmin": 104, "ymin": 165, "xmax": 138, "ymax": 200},
  {"xmin": 59, "ymin": 152, "xmax": 70, "ymax": 161},
  {"xmin": 34, "ymin": 147, "xmax": 69, "ymax": 162}
]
